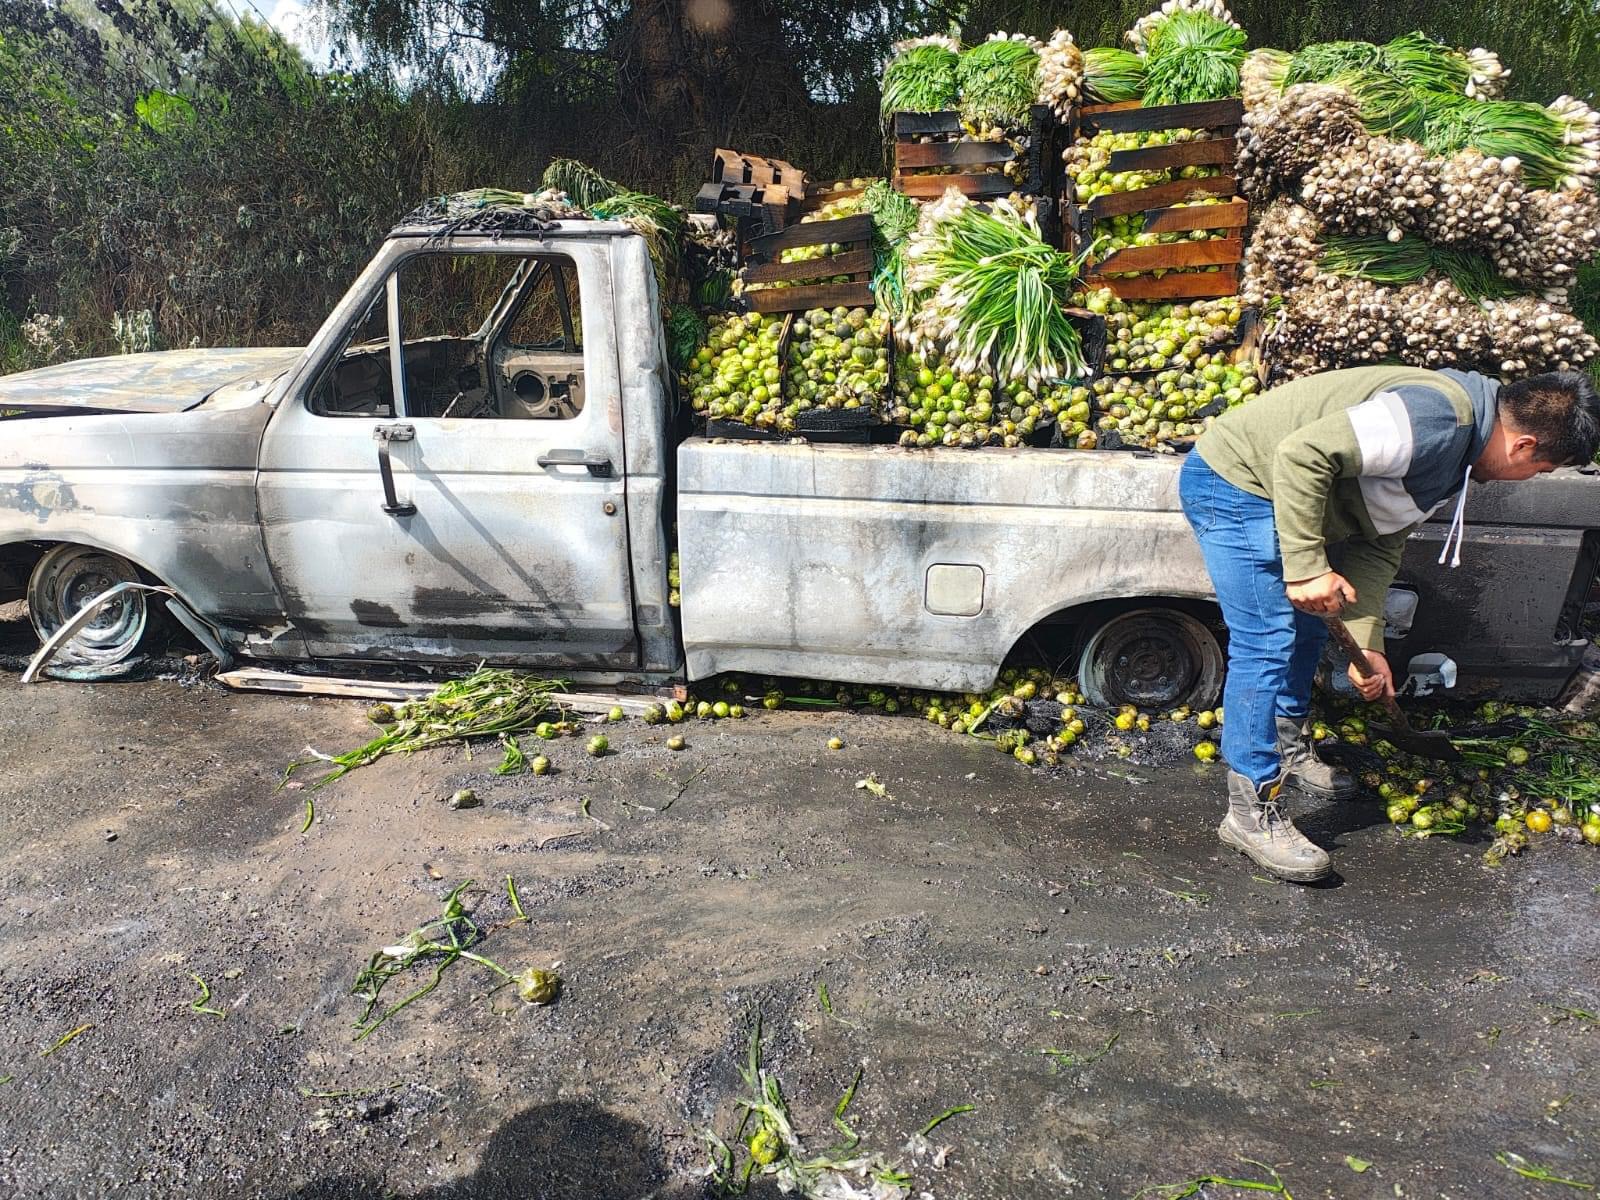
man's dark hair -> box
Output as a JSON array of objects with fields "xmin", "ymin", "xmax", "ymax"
[{"xmin": 1499, "ymin": 371, "xmax": 1600, "ymax": 466}]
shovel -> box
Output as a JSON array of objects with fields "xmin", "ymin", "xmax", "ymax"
[{"xmin": 1323, "ymin": 615, "xmax": 1461, "ymax": 762}]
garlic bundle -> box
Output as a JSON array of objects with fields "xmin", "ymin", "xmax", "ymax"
[
  {"xmin": 1299, "ymin": 137, "xmax": 1439, "ymax": 239},
  {"xmin": 1235, "ymin": 84, "xmax": 1365, "ymax": 201},
  {"xmin": 1496, "ymin": 187, "xmax": 1600, "ymax": 294},
  {"xmin": 1126, "ymin": 0, "xmax": 1240, "ymax": 53},
  {"xmin": 1417, "ymin": 148, "xmax": 1524, "ymax": 248},
  {"xmin": 1240, "ymin": 200, "xmax": 1322, "ymax": 305},
  {"xmin": 1263, "ymin": 270, "xmax": 1597, "ymax": 382},
  {"xmin": 1036, "ymin": 29, "xmax": 1085, "ymax": 121},
  {"xmin": 1482, "ymin": 297, "xmax": 1599, "ymax": 376}
]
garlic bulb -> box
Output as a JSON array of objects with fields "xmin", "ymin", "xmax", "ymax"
[{"xmin": 1235, "ymin": 84, "xmax": 1365, "ymax": 202}]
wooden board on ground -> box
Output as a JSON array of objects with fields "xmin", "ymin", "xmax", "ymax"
[{"xmin": 217, "ymin": 667, "xmax": 682, "ymax": 712}]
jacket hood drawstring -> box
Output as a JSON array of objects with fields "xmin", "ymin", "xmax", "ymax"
[
  {"xmin": 1434, "ymin": 371, "xmax": 1499, "ymax": 571},
  {"xmin": 1436, "ymin": 460, "xmax": 1474, "ymax": 568}
]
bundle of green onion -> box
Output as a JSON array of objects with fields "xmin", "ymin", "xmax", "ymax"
[
  {"xmin": 1422, "ymin": 96, "xmax": 1600, "ymax": 192},
  {"xmin": 957, "ymin": 36, "xmax": 1042, "ymax": 129},
  {"xmin": 1082, "ymin": 47, "xmax": 1147, "ymax": 104},
  {"xmin": 540, "ymin": 158, "xmax": 623, "ymax": 208},
  {"xmin": 1141, "ymin": 10, "xmax": 1248, "ymax": 105},
  {"xmin": 860, "ymin": 179, "xmax": 920, "ymax": 320},
  {"xmin": 881, "ymin": 36, "xmax": 961, "ymax": 121},
  {"xmin": 902, "ymin": 193, "xmax": 1087, "ymax": 389},
  {"xmin": 588, "ymin": 188, "xmax": 686, "ymax": 296}
]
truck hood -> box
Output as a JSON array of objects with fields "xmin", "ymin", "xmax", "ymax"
[{"xmin": 0, "ymin": 348, "xmax": 302, "ymax": 416}]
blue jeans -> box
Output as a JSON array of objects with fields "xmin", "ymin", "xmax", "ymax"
[{"xmin": 1179, "ymin": 452, "xmax": 1327, "ymax": 788}]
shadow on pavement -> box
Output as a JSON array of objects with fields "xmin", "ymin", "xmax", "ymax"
[{"xmin": 275, "ymin": 1098, "xmax": 781, "ymax": 1200}]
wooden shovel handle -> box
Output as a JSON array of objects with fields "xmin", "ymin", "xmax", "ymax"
[{"xmin": 1323, "ymin": 615, "xmax": 1411, "ymax": 731}]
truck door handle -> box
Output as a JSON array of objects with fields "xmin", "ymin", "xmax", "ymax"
[
  {"xmin": 537, "ymin": 449, "xmax": 613, "ymax": 478},
  {"xmin": 373, "ymin": 423, "xmax": 416, "ymax": 516}
]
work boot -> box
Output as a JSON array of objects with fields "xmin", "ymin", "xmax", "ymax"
[
  {"xmin": 1275, "ymin": 716, "xmax": 1358, "ymax": 800},
  {"xmin": 1218, "ymin": 770, "xmax": 1331, "ymax": 883}
]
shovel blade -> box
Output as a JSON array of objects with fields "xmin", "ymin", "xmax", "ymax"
[{"xmin": 1370, "ymin": 722, "xmax": 1461, "ymax": 762}]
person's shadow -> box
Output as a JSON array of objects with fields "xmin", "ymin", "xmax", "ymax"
[{"xmin": 276, "ymin": 1098, "xmax": 783, "ymax": 1200}]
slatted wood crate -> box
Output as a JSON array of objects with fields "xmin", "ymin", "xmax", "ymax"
[
  {"xmin": 800, "ymin": 179, "xmax": 869, "ymax": 214},
  {"xmin": 737, "ymin": 213, "xmax": 876, "ymax": 315},
  {"xmin": 1064, "ymin": 98, "xmax": 1247, "ymax": 300},
  {"xmin": 892, "ymin": 105, "xmax": 1060, "ymax": 203}
]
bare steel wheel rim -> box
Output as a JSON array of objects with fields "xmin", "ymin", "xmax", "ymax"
[
  {"xmin": 1078, "ymin": 607, "xmax": 1224, "ymax": 711},
  {"xmin": 26, "ymin": 545, "xmax": 149, "ymax": 666}
]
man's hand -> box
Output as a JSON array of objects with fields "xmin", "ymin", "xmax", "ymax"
[
  {"xmin": 1286, "ymin": 571, "xmax": 1357, "ymax": 614},
  {"xmin": 1347, "ymin": 650, "xmax": 1395, "ymax": 701}
]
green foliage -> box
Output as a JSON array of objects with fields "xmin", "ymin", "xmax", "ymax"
[{"xmin": 4, "ymin": 0, "xmax": 1599, "ymax": 361}]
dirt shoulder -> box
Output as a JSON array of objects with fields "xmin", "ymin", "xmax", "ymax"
[{"xmin": 0, "ymin": 637, "xmax": 1595, "ymax": 1198}]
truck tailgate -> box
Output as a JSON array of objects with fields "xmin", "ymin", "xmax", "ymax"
[{"xmin": 676, "ymin": 439, "xmax": 1213, "ymax": 691}]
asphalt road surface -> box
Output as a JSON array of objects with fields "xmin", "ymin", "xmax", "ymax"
[{"xmin": 0, "ymin": 613, "xmax": 1596, "ymax": 1198}]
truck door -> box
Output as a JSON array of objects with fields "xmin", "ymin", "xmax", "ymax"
[{"xmin": 255, "ymin": 236, "xmax": 640, "ymax": 668}]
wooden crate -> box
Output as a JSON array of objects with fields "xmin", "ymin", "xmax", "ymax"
[
  {"xmin": 712, "ymin": 147, "xmax": 807, "ymax": 196},
  {"xmin": 800, "ymin": 179, "xmax": 868, "ymax": 214},
  {"xmin": 1064, "ymin": 98, "xmax": 1246, "ymax": 301},
  {"xmin": 892, "ymin": 105, "xmax": 1059, "ymax": 203},
  {"xmin": 738, "ymin": 213, "xmax": 876, "ymax": 314}
]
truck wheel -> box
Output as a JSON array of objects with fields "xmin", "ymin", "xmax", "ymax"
[
  {"xmin": 1078, "ymin": 607, "xmax": 1223, "ymax": 711},
  {"xmin": 26, "ymin": 545, "xmax": 164, "ymax": 673}
]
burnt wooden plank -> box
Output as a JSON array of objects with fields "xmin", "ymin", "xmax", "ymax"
[
  {"xmin": 744, "ymin": 280, "xmax": 875, "ymax": 313},
  {"xmin": 896, "ymin": 140, "xmax": 1017, "ymax": 169},
  {"xmin": 1092, "ymin": 237, "xmax": 1243, "ymax": 274},
  {"xmin": 1079, "ymin": 98, "xmax": 1244, "ymax": 134},
  {"xmin": 1142, "ymin": 198, "xmax": 1249, "ymax": 234},
  {"xmin": 1106, "ymin": 138, "xmax": 1237, "ymax": 173},
  {"xmin": 892, "ymin": 110, "xmax": 964, "ymax": 137},
  {"xmin": 1081, "ymin": 175, "xmax": 1236, "ymax": 222},
  {"xmin": 741, "ymin": 248, "xmax": 874, "ymax": 285},
  {"xmin": 895, "ymin": 172, "xmax": 1014, "ymax": 199},
  {"xmin": 749, "ymin": 213, "xmax": 874, "ymax": 257},
  {"xmin": 1093, "ymin": 265, "xmax": 1241, "ymax": 301}
]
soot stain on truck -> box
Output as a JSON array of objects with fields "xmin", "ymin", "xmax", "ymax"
[
  {"xmin": 0, "ymin": 471, "xmax": 79, "ymax": 523},
  {"xmin": 350, "ymin": 599, "xmax": 403, "ymax": 628}
]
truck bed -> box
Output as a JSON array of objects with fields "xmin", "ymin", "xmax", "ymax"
[
  {"xmin": 676, "ymin": 440, "xmax": 1211, "ymax": 692},
  {"xmin": 677, "ymin": 439, "xmax": 1600, "ymax": 701}
]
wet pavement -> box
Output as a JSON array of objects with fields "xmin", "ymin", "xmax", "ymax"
[{"xmin": 0, "ymin": 622, "xmax": 1596, "ymax": 1198}]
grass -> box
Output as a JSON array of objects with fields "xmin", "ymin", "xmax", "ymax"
[{"xmin": 40, "ymin": 1025, "xmax": 92, "ymax": 1057}]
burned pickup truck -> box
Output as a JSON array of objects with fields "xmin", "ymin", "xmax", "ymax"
[{"xmin": 2, "ymin": 216, "xmax": 1596, "ymax": 703}]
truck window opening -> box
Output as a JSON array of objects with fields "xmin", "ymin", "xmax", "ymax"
[{"xmin": 309, "ymin": 251, "xmax": 585, "ymax": 421}]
